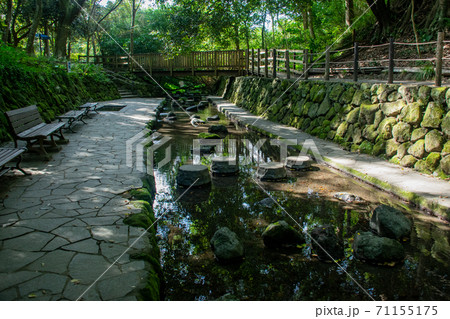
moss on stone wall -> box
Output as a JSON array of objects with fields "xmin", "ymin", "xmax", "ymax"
[
  {"xmin": 224, "ymin": 77, "xmax": 449, "ymax": 179},
  {"xmin": 0, "ymin": 67, "xmax": 120, "ymax": 142}
]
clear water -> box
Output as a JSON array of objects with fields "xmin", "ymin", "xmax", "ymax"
[{"xmin": 151, "ymin": 109, "xmax": 450, "ymax": 301}]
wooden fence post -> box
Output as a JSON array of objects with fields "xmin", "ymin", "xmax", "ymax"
[
  {"xmin": 435, "ymin": 31, "xmax": 444, "ymax": 87},
  {"xmin": 246, "ymin": 49, "xmax": 250, "ymax": 76},
  {"xmin": 257, "ymin": 49, "xmax": 261, "ymax": 77},
  {"xmin": 272, "ymin": 49, "xmax": 277, "ymax": 78},
  {"xmin": 388, "ymin": 38, "xmax": 394, "ymax": 84},
  {"xmin": 324, "ymin": 46, "xmax": 330, "ymax": 81},
  {"xmin": 251, "ymin": 49, "xmax": 255, "ymax": 75},
  {"xmin": 191, "ymin": 52, "xmax": 195, "ymax": 76},
  {"xmin": 285, "ymin": 50, "xmax": 290, "ymax": 79},
  {"xmin": 214, "ymin": 51, "xmax": 218, "ymax": 76},
  {"xmin": 265, "ymin": 48, "xmax": 269, "ymax": 78},
  {"xmin": 353, "ymin": 42, "xmax": 359, "ymax": 82},
  {"xmin": 303, "ymin": 49, "xmax": 309, "ymax": 79}
]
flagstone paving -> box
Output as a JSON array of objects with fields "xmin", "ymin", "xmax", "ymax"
[{"xmin": 0, "ymin": 98, "xmax": 162, "ymax": 301}]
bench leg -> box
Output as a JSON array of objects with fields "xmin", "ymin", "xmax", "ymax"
[
  {"xmin": 14, "ymin": 154, "xmax": 31, "ymax": 175},
  {"xmin": 54, "ymin": 129, "xmax": 69, "ymax": 145},
  {"xmin": 80, "ymin": 117, "xmax": 87, "ymax": 125},
  {"xmin": 38, "ymin": 138, "xmax": 52, "ymax": 161}
]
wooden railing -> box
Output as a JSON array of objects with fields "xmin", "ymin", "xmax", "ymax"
[
  {"xmin": 79, "ymin": 50, "xmax": 247, "ymax": 76},
  {"xmin": 79, "ymin": 32, "xmax": 448, "ymax": 84}
]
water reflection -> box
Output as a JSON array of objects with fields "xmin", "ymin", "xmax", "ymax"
[{"xmin": 151, "ymin": 110, "xmax": 450, "ymax": 301}]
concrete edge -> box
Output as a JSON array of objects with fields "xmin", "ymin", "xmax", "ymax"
[{"xmin": 209, "ymin": 96, "xmax": 450, "ymax": 220}]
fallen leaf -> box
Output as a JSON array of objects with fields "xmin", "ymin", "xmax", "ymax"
[
  {"xmin": 28, "ymin": 294, "xmax": 37, "ymax": 298},
  {"xmin": 71, "ymin": 279, "xmax": 81, "ymax": 285}
]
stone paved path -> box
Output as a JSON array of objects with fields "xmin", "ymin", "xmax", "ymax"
[
  {"xmin": 209, "ymin": 96, "xmax": 450, "ymax": 218},
  {"xmin": 0, "ymin": 98, "xmax": 161, "ymax": 300}
]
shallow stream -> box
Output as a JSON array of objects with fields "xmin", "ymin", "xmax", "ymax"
[{"xmin": 151, "ymin": 107, "xmax": 450, "ymax": 301}]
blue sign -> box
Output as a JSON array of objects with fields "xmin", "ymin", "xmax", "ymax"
[{"xmin": 35, "ymin": 33, "xmax": 50, "ymax": 40}]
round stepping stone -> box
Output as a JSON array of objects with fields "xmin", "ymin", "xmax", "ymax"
[
  {"xmin": 211, "ymin": 156, "xmax": 239, "ymax": 176},
  {"xmin": 256, "ymin": 162, "xmax": 287, "ymax": 181},
  {"xmin": 177, "ymin": 164, "xmax": 211, "ymax": 187},
  {"xmin": 285, "ymin": 155, "xmax": 313, "ymax": 170}
]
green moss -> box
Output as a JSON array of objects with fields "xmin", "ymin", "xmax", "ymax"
[
  {"xmin": 123, "ymin": 213, "xmax": 152, "ymax": 229},
  {"xmin": 198, "ymin": 132, "xmax": 221, "ymax": 139},
  {"xmin": 359, "ymin": 140, "xmax": 374, "ymax": 154},
  {"xmin": 425, "ymin": 152, "xmax": 441, "ymax": 171},
  {"xmin": 373, "ymin": 140, "xmax": 386, "ymax": 156},
  {"xmin": 130, "ymin": 188, "xmax": 152, "ymax": 202}
]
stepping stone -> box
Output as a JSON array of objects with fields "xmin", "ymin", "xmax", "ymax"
[
  {"xmin": 211, "ymin": 157, "xmax": 239, "ymax": 175},
  {"xmin": 256, "ymin": 162, "xmax": 287, "ymax": 181},
  {"xmin": 285, "ymin": 155, "xmax": 313, "ymax": 170},
  {"xmin": 177, "ymin": 164, "xmax": 211, "ymax": 187}
]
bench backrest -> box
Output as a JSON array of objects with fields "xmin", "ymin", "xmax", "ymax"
[{"xmin": 5, "ymin": 105, "xmax": 44, "ymax": 136}]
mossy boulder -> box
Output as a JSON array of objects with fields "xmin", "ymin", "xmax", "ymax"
[
  {"xmin": 316, "ymin": 97, "xmax": 331, "ymax": 116},
  {"xmin": 425, "ymin": 152, "xmax": 441, "ymax": 171},
  {"xmin": 442, "ymin": 141, "xmax": 450, "ymax": 157},
  {"xmin": 373, "ymin": 140, "xmax": 386, "ymax": 156},
  {"xmin": 381, "ymin": 100, "xmax": 406, "ymax": 116},
  {"xmin": 327, "ymin": 130, "xmax": 336, "ymax": 140},
  {"xmin": 336, "ymin": 122, "xmax": 349, "ymax": 137},
  {"xmin": 353, "ymin": 231, "xmax": 405, "ymax": 264},
  {"xmin": 378, "ymin": 117, "xmax": 397, "ymax": 140},
  {"xmin": 446, "ymin": 87, "xmax": 450, "ymax": 108},
  {"xmin": 442, "ymin": 111, "xmax": 450, "ymax": 138},
  {"xmin": 359, "ymin": 103, "xmax": 379, "ymax": 124},
  {"xmin": 424, "ymin": 130, "xmax": 444, "ymax": 153},
  {"xmin": 421, "ymin": 102, "xmax": 444, "ymax": 128},
  {"xmin": 418, "ymin": 86, "xmax": 431, "ymax": 104},
  {"xmin": 353, "ymin": 127, "xmax": 363, "ymax": 144},
  {"xmin": 385, "ymin": 139, "xmax": 399, "ymax": 157},
  {"xmin": 399, "ymin": 102, "xmax": 422, "ymax": 126},
  {"xmin": 397, "ymin": 142, "xmax": 411, "ymax": 159},
  {"xmin": 387, "ymin": 91, "xmax": 402, "ymax": 102},
  {"xmin": 362, "ymin": 124, "xmax": 378, "ymax": 142},
  {"xmin": 400, "ymin": 155, "xmax": 417, "ymax": 167},
  {"xmin": 339, "ymin": 87, "xmax": 356, "ymax": 104},
  {"xmin": 351, "ymin": 89, "xmax": 370, "ymax": 106},
  {"xmin": 123, "ymin": 213, "xmax": 152, "ymax": 229},
  {"xmin": 130, "ymin": 188, "xmax": 153, "ymax": 202},
  {"xmin": 392, "ymin": 122, "xmax": 411, "ymax": 143},
  {"xmin": 430, "ymin": 87, "xmax": 448, "ymax": 104},
  {"xmin": 346, "ymin": 107, "xmax": 360, "ymax": 124},
  {"xmin": 307, "ymin": 103, "xmax": 320, "ymax": 118},
  {"xmin": 359, "ymin": 140, "xmax": 374, "ymax": 154},
  {"xmin": 310, "ymin": 84, "xmax": 327, "ymax": 103},
  {"xmin": 329, "ymin": 84, "xmax": 345, "ymax": 101},
  {"xmin": 414, "ymin": 160, "xmax": 431, "ymax": 174},
  {"xmin": 407, "ymin": 139, "xmax": 426, "ymax": 159},
  {"xmin": 410, "ymin": 128, "xmax": 428, "ymax": 142},
  {"xmin": 398, "ymin": 85, "xmax": 419, "ymax": 103},
  {"xmin": 373, "ymin": 110, "xmax": 384, "ymax": 129},
  {"xmin": 441, "ymin": 155, "xmax": 450, "ymax": 175},
  {"xmin": 370, "ymin": 205, "xmax": 412, "ymax": 240}
]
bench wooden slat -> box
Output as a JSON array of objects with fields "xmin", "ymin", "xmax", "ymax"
[
  {"xmin": 18, "ymin": 122, "xmax": 66, "ymax": 139},
  {"xmin": 0, "ymin": 148, "xmax": 26, "ymax": 165}
]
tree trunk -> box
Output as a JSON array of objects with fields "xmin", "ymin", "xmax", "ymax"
[
  {"xmin": 234, "ymin": 25, "xmax": 240, "ymax": 50},
  {"xmin": 302, "ymin": 9, "xmax": 308, "ymax": 31},
  {"xmin": 2, "ymin": 0, "xmax": 13, "ymax": 43},
  {"xmin": 26, "ymin": 0, "xmax": 43, "ymax": 55},
  {"xmin": 130, "ymin": 0, "xmax": 136, "ymax": 55},
  {"xmin": 86, "ymin": 36, "xmax": 91, "ymax": 63},
  {"xmin": 261, "ymin": 10, "xmax": 266, "ymax": 48},
  {"xmin": 345, "ymin": 0, "xmax": 355, "ymax": 42},
  {"xmin": 366, "ymin": 0, "xmax": 391, "ymax": 38},
  {"xmin": 438, "ymin": 0, "xmax": 447, "ymax": 31},
  {"xmin": 307, "ymin": 6, "xmax": 315, "ymax": 39},
  {"xmin": 55, "ymin": 0, "xmax": 87, "ymax": 58},
  {"xmin": 44, "ymin": 20, "xmax": 50, "ymax": 56}
]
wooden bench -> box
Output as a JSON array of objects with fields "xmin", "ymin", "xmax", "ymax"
[
  {"xmin": 0, "ymin": 147, "xmax": 30, "ymax": 176},
  {"xmin": 78, "ymin": 102, "xmax": 104, "ymax": 116},
  {"xmin": 5, "ymin": 105, "xmax": 67, "ymax": 160},
  {"xmin": 57, "ymin": 110, "xmax": 88, "ymax": 132}
]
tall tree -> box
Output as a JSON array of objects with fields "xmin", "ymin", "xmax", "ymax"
[
  {"xmin": 366, "ymin": 0, "xmax": 391, "ymax": 38},
  {"xmin": 54, "ymin": 0, "xmax": 87, "ymax": 58},
  {"xmin": 345, "ymin": 0, "xmax": 355, "ymax": 42},
  {"xmin": 2, "ymin": 0, "xmax": 13, "ymax": 43},
  {"xmin": 25, "ymin": 0, "xmax": 43, "ymax": 55}
]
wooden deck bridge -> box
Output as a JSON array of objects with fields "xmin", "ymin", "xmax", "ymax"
[{"xmin": 79, "ymin": 33, "xmax": 447, "ymax": 85}]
